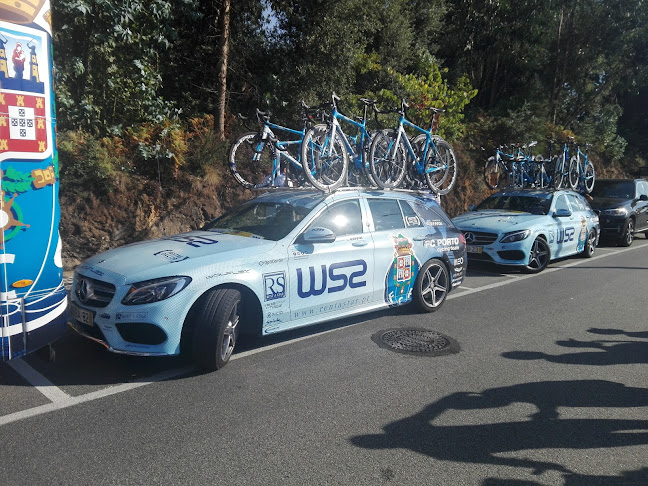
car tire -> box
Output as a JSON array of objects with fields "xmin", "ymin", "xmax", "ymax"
[
  {"xmin": 582, "ymin": 229, "xmax": 596, "ymax": 258},
  {"xmin": 619, "ymin": 219, "xmax": 634, "ymax": 247},
  {"xmin": 413, "ymin": 258, "xmax": 449, "ymax": 312},
  {"xmin": 523, "ymin": 237, "xmax": 550, "ymax": 273},
  {"xmin": 187, "ymin": 288, "xmax": 241, "ymax": 371}
]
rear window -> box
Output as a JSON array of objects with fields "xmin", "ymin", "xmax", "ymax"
[{"xmin": 411, "ymin": 200, "xmax": 452, "ymax": 227}]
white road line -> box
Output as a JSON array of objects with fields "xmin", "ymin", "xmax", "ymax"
[
  {"xmin": 8, "ymin": 359, "xmax": 72, "ymax": 403},
  {"xmin": 1, "ymin": 242, "xmax": 646, "ymax": 427},
  {"xmin": 0, "ymin": 366, "xmax": 193, "ymax": 427}
]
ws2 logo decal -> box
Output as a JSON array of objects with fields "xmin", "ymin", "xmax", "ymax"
[
  {"xmin": 297, "ymin": 260, "xmax": 367, "ymax": 298},
  {"xmin": 556, "ymin": 227, "xmax": 575, "ymax": 244}
]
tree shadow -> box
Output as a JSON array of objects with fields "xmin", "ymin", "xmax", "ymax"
[
  {"xmin": 502, "ymin": 327, "xmax": 648, "ymax": 366},
  {"xmin": 350, "ymin": 380, "xmax": 648, "ymax": 476}
]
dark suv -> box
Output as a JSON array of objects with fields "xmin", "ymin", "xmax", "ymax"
[{"xmin": 589, "ymin": 179, "xmax": 648, "ymax": 246}]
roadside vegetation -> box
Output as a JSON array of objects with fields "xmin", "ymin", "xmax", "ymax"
[{"xmin": 52, "ymin": 0, "xmax": 648, "ymax": 266}]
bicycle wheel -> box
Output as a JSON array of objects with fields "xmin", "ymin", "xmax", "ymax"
[
  {"xmin": 369, "ymin": 129, "xmax": 407, "ymax": 189},
  {"xmin": 553, "ymin": 155, "xmax": 567, "ymax": 189},
  {"xmin": 583, "ymin": 161, "xmax": 596, "ymax": 193},
  {"xmin": 229, "ymin": 132, "xmax": 276, "ymax": 189},
  {"xmin": 484, "ymin": 156, "xmax": 507, "ymax": 189},
  {"xmin": 301, "ymin": 125, "xmax": 349, "ymax": 191},
  {"xmin": 568, "ymin": 156, "xmax": 580, "ymax": 189},
  {"xmin": 347, "ymin": 133, "xmax": 377, "ymax": 188},
  {"xmin": 532, "ymin": 159, "xmax": 546, "ymax": 188},
  {"xmin": 425, "ymin": 139, "xmax": 458, "ymax": 195}
]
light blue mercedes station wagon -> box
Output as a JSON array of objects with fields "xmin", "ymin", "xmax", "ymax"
[
  {"xmin": 69, "ymin": 189, "xmax": 466, "ymax": 370},
  {"xmin": 453, "ymin": 189, "xmax": 599, "ymax": 273}
]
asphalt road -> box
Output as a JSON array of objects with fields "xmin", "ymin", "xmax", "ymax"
[{"xmin": 1, "ymin": 239, "xmax": 648, "ymax": 485}]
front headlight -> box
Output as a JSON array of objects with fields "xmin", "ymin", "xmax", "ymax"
[
  {"xmin": 500, "ymin": 229, "xmax": 531, "ymax": 243},
  {"xmin": 121, "ymin": 276, "xmax": 192, "ymax": 305},
  {"xmin": 601, "ymin": 208, "xmax": 627, "ymax": 216}
]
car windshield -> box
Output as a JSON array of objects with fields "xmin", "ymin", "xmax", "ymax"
[
  {"xmin": 204, "ymin": 201, "xmax": 315, "ymax": 241},
  {"xmin": 476, "ymin": 194, "xmax": 551, "ymax": 215},
  {"xmin": 590, "ymin": 180, "xmax": 634, "ymax": 199}
]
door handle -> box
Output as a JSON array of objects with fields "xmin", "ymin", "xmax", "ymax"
[{"xmin": 352, "ymin": 240, "xmax": 368, "ymax": 247}]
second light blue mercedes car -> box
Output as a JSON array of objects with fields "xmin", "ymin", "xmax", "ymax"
[{"xmin": 453, "ymin": 189, "xmax": 600, "ymax": 273}]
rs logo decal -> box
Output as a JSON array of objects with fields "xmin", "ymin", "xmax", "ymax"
[
  {"xmin": 297, "ymin": 260, "xmax": 367, "ymax": 298},
  {"xmin": 556, "ymin": 227, "xmax": 575, "ymax": 244}
]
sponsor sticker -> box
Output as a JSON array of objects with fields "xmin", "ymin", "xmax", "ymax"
[
  {"xmin": 154, "ymin": 250, "xmax": 189, "ymax": 263},
  {"xmin": 264, "ymin": 271, "xmax": 286, "ymax": 301}
]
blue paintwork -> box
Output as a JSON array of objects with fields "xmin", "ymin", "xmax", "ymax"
[
  {"xmin": 453, "ymin": 189, "xmax": 600, "ymax": 268},
  {"xmin": 68, "ymin": 190, "xmax": 466, "ymax": 357}
]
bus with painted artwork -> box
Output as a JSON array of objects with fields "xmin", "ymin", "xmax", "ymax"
[{"xmin": 0, "ymin": 0, "xmax": 66, "ymax": 360}]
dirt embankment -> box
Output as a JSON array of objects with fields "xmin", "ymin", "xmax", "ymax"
[
  {"xmin": 59, "ymin": 171, "xmax": 251, "ymax": 270},
  {"xmin": 58, "ymin": 142, "xmax": 627, "ymax": 271}
]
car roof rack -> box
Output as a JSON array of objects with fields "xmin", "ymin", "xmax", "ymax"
[{"xmin": 251, "ymin": 185, "xmax": 442, "ymax": 200}]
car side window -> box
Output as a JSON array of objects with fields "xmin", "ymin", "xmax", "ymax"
[
  {"xmin": 566, "ymin": 194, "xmax": 584, "ymax": 211},
  {"xmin": 368, "ymin": 199, "xmax": 405, "ymax": 232},
  {"xmin": 309, "ymin": 200, "xmax": 363, "ymax": 237},
  {"xmin": 400, "ymin": 201, "xmax": 424, "ymax": 227},
  {"xmin": 638, "ymin": 181, "xmax": 648, "ymax": 197},
  {"xmin": 555, "ymin": 195, "xmax": 569, "ymax": 213}
]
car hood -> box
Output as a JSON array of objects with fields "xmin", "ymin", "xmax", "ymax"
[
  {"xmin": 78, "ymin": 229, "xmax": 276, "ymax": 280},
  {"xmin": 589, "ymin": 197, "xmax": 631, "ymax": 210},
  {"xmin": 452, "ymin": 211, "xmax": 546, "ymax": 231}
]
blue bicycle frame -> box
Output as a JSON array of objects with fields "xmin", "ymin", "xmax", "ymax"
[{"xmin": 392, "ymin": 116, "xmax": 445, "ymax": 178}]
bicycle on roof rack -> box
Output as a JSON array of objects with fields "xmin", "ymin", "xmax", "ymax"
[
  {"xmin": 368, "ymin": 99, "xmax": 458, "ymax": 194},
  {"xmin": 301, "ymin": 93, "xmax": 379, "ymax": 191},
  {"xmin": 568, "ymin": 141, "xmax": 595, "ymax": 193},
  {"xmin": 229, "ymin": 102, "xmax": 326, "ymax": 190}
]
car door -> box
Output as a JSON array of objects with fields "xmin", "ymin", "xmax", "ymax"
[
  {"xmin": 366, "ymin": 197, "xmax": 428, "ymax": 306},
  {"xmin": 567, "ymin": 193, "xmax": 592, "ymax": 253},
  {"xmin": 636, "ymin": 181, "xmax": 648, "ymax": 231},
  {"xmin": 287, "ymin": 198, "xmax": 374, "ymax": 322},
  {"xmin": 551, "ymin": 193, "xmax": 579, "ymax": 257}
]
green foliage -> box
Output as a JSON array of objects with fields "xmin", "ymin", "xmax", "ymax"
[
  {"xmin": 52, "ymin": 0, "xmax": 191, "ymax": 134},
  {"xmin": 57, "ymin": 131, "xmax": 116, "ymax": 194},
  {"xmin": 367, "ymin": 62, "xmax": 477, "ymax": 141},
  {"xmin": 122, "ymin": 119, "xmax": 188, "ymax": 181}
]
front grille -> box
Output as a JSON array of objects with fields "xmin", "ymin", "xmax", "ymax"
[
  {"xmin": 463, "ymin": 230, "xmax": 498, "ymax": 245},
  {"xmin": 116, "ymin": 322, "xmax": 167, "ymax": 345},
  {"xmin": 75, "ymin": 275, "xmax": 116, "ymax": 308},
  {"xmin": 497, "ymin": 250, "xmax": 526, "ymax": 261}
]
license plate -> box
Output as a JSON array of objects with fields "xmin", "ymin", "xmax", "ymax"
[
  {"xmin": 466, "ymin": 245, "xmax": 483, "ymax": 254},
  {"xmin": 70, "ymin": 302, "xmax": 94, "ymax": 327}
]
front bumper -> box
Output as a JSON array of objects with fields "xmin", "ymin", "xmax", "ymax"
[
  {"xmin": 597, "ymin": 215, "xmax": 627, "ymax": 238},
  {"xmin": 465, "ymin": 242, "xmax": 530, "ymax": 266},
  {"xmin": 68, "ymin": 320, "xmax": 170, "ymax": 357}
]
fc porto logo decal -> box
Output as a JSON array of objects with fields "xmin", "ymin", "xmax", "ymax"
[{"xmin": 384, "ymin": 234, "xmax": 420, "ymax": 306}]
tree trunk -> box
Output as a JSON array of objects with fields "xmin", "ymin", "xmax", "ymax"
[{"xmin": 216, "ymin": 0, "xmax": 230, "ymax": 141}]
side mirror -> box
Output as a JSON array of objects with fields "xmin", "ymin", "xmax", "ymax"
[
  {"xmin": 553, "ymin": 208, "xmax": 572, "ymax": 218},
  {"xmin": 639, "ymin": 194, "xmax": 648, "ymax": 201},
  {"xmin": 468, "ymin": 205, "xmax": 476, "ymax": 211},
  {"xmin": 298, "ymin": 227, "xmax": 336, "ymax": 244}
]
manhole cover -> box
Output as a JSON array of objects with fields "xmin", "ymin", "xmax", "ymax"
[{"xmin": 373, "ymin": 328, "xmax": 459, "ymax": 356}]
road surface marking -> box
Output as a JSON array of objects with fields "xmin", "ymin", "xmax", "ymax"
[{"xmin": 8, "ymin": 359, "xmax": 72, "ymax": 403}]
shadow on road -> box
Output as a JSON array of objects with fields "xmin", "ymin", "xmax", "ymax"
[
  {"xmin": 350, "ymin": 380, "xmax": 648, "ymax": 479},
  {"xmin": 502, "ymin": 327, "xmax": 648, "ymax": 366},
  {"xmin": 481, "ymin": 467, "xmax": 648, "ymax": 485}
]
